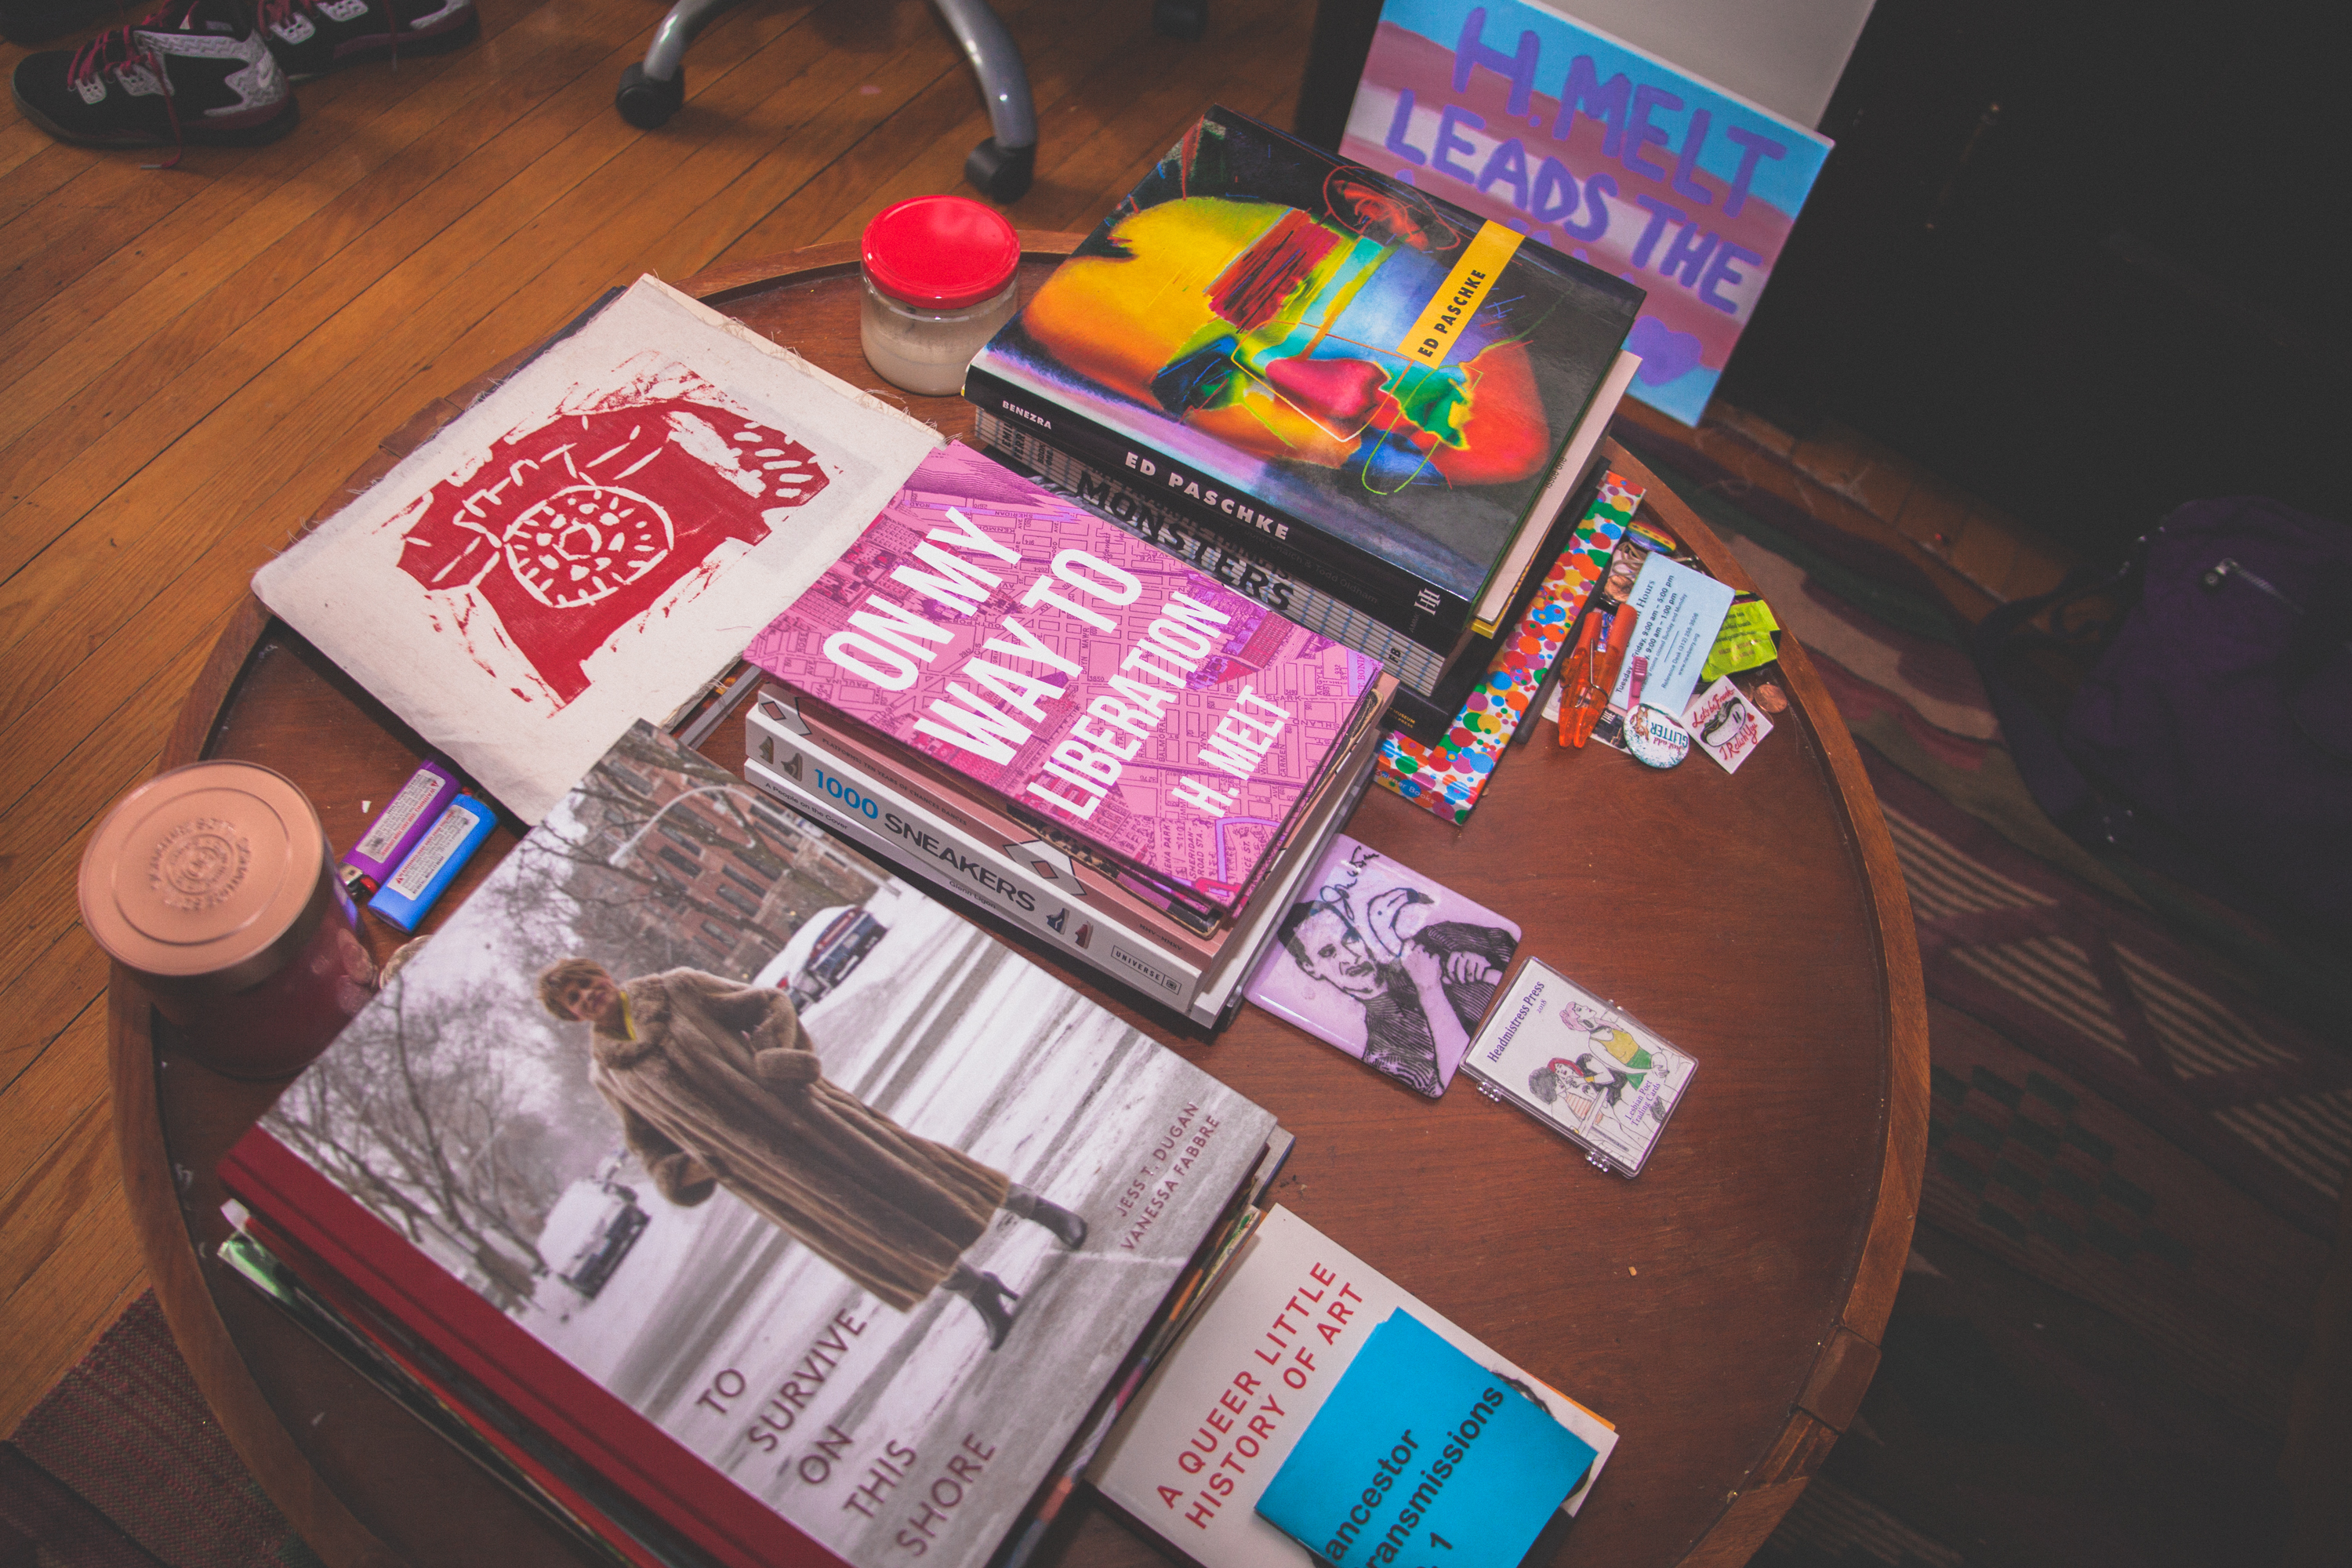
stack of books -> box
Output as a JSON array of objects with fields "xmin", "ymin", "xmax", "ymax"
[
  {"xmin": 739, "ymin": 440, "xmax": 1395, "ymax": 1026},
  {"xmin": 962, "ymin": 105, "xmax": 1644, "ymax": 745},
  {"xmin": 216, "ymin": 721, "xmax": 1298, "ymax": 1568}
]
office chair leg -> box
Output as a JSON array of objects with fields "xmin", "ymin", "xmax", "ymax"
[
  {"xmin": 615, "ymin": 0, "xmax": 738, "ymax": 129},
  {"xmin": 964, "ymin": 140, "xmax": 1036, "ymax": 204},
  {"xmin": 931, "ymin": 0, "xmax": 1035, "ymax": 201}
]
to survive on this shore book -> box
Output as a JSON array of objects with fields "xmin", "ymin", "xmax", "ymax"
[
  {"xmin": 964, "ymin": 104, "xmax": 1643, "ymax": 649},
  {"xmin": 220, "ymin": 721, "xmax": 1279, "ymax": 1568},
  {"xmin": 252, "ymin": 274, "xmax": 942, "ymax": 823},
  {"xmin": 743, "ymin": 441, "xmax": 1382, "ymax": 917},
  {"xmin": 1087, "ymin": 1206, "xmax": 1615, "ymax": 1568}
]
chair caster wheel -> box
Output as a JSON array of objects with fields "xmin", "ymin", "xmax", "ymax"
[
  {"xmin": 1152, "ymin": 0, "xmax": 1205, "ymax": 38},
  {"xmin": 615, "ymin": 64, "xmax": 684, "ymax": 129},
  {"xmin": 964, "ymin": 139, "xmax": 1035, "ymax": 203}
]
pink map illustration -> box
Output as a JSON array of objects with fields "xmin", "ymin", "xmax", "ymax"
[{"xmin": 746, "ymin": 442, "xmax": 1378, "ymax": 910}]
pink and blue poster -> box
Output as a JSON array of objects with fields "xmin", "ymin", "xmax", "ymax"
[{"xmin": 1341, "ymin": 0, "xmax": 1832, "ymax": 425}]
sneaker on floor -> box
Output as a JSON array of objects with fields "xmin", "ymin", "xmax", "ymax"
[
  {"xmin": 11, "ymin": 0, "xmax": 296, "ymax": 149},
  {"xmin": 255, "ymin": 0, "xmax": 477, "ymax": 82}
]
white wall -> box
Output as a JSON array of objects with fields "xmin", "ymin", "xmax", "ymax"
[{"xmin": 1555, "ymin": 0, "xmax": 1875, "ymax": 128}]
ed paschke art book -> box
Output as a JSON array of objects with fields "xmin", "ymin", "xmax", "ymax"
[{"xmin": 965, "ymin": 105, "xmax": 1642, "ymax": 646}]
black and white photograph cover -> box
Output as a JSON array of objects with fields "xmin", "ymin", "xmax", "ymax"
[{"xmin": 232, "ymin": 722, "xmax": 1276, "ymax": 1568}]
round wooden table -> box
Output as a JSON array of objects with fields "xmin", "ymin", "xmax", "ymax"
[{"xmin": 110, "ymin": 236, "xmax": 1927, "ymax": 1568}]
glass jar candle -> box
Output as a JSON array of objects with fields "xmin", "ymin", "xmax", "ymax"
[
  {"xmin": 80, "ymin": 760, "xmax": 378, "ymax": 1080},
  {"xmin": 858, "ymin": 194, "xmax": 1021, "ymax": 397}
]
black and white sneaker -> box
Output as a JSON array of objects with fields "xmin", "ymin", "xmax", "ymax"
[
  {"xmin": 255, "ymin": 0, "xmax": 477, "ymax": 82},
  {"xmin": 11, "ymin": 0, "xmax": 296, "ymax": 150}
]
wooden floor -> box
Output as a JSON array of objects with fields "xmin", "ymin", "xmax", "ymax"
[{"xmin": 0, "ymin": 0, "xmax": 1325, "ymax": 1434}]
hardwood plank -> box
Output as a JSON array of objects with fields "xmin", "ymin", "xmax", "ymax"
[
  {"xmin": 0, "ymin": 166, "xmax": 203, "ymax": 321},
  {"xmin": 0, "ymin": 26, "xmax": 714, "ymax": 702},
  {"xmin": 0, "ymin": 1234, "xmax": 145, "ymax": 1437},
  {"xmin": 0, "ymin": 0, "xmax": 611, "ymax": 457},
  {"xmin": 0, "ymin": 142, "xmax": 105, "ymax": 234},
  {"xmin": 0, "ymin": 926, "xmax": 106, "ymax": 1102},
  {"xmin": 0, "ymin": 0, "xmax": 662, "ymax": 580},
  {"xmin": 0, "ymin": 1007, "xmax": 115, "ymax": 1259},
  {"xmin": 0, "ymin": 591, "xmax": 228, "ymax": 871}
]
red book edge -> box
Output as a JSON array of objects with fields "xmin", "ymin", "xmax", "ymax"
[
  {"xmin": 233, "ymin": 1208, "xmax": 672, "ymax": 1568},
  {"xmin": 221, "ymin": 1126, "xmax": 841, "ymax": 1568}
]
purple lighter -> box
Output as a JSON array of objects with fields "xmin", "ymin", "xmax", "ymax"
[{"xmin": 340, "ymin": 759, "xmax": 459, "ymax": 897}]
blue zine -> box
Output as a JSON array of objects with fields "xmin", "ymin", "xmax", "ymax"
[{"xmin": 1256, "ymin": 1310, "xmax": 1596, "ymax": 1568}]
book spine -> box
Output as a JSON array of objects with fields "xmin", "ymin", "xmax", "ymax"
[
  {"xmin": 972, "ymin": 412, "xmax": 1450, "ymax": 697},
  {"xmin": 741, "ymin": 725, "xmax": 1205, "ymax": 1014},
  {"xmin": 216, "ymin": 1228, "xmax": 674, "ymax": 1568},
  {"xmin": 761, "ymin": 690, "xmax": 1227, "ymax": 967},
  {"xmin": 963, "ymin": 364, "xmax": 1472, "ymax": 643},
  {"xmin": 1185, "ymin": 735, "xmax": 1381, "ymax": 1029}
]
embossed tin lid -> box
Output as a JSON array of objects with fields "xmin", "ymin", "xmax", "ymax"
[{"xmin": 78, "ymin": 761, "xmax": 328, "ymax": 986}]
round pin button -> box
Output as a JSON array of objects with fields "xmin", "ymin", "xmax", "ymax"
[{"xmin": 1624, "ymin": 706, "xmax": 1690, "ymax": 768}]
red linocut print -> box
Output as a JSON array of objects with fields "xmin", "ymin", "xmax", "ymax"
[{"xmin": 397, "ymin": 370, "xmax": 830, "ymax": 706}]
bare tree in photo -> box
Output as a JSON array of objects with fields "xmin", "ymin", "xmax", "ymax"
[{"xmin": 267, "ymin": 975, "xmax": 564, "ymax": 1311}]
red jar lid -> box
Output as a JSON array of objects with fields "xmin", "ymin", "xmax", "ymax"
[{"xmin": 862, "ymin": 195, "xmax": 1020, "ymax": 310}]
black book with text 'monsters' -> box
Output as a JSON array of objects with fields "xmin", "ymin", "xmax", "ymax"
[
  {"xmin": 965, "ymin": 105, "xmax": 1642, "ymax": 651},
  {"xmin": 221, "ymin": 721, "xmax": 1278, "ymax": 1568}
]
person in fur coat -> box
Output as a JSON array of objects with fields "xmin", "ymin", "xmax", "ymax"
[{"xmin": 537, "ymin": 958, "xmax": 1084, "ymax": 1348}]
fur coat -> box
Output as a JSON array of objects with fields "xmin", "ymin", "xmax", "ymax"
[{"xmin": 589, "ymin": 968, "xmax": 1008, "ymax": 1311}]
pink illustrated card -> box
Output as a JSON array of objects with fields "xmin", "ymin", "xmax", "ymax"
[{"xmin": 1243, "ymin": 834, "xmax": 1521, "ymax": 1097}]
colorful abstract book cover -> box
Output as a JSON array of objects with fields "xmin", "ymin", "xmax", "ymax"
[
  {"xmin": 1243, "ymin": 834, "xmax": 1522, "ymax": 1097},
  {"xmin": 969, "ymin": 105, "xmax": 1642, "ymax": 635},
  {"xmin": 252, "ymin": 275, "xmax": 942, "ymax": 823},
  {"xmin": 234, "ymin": 722, "xmax": 1277, "ymax": 1568},
  {"xmin": 1341, "ymin": 0, "xmax": 1832, "ymax": 426},
  {"xmin": 1377, "ymin": 470, "xmax": 1640, "ymax": 823},
  {"xmin": 744, "ymin": 441, "xmax": 1382, "ymax": 914}
]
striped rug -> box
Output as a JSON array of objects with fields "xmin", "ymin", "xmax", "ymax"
[{"xmin": 1614, "ymin": 423, "xmax": 2342, "ymax": 1567}]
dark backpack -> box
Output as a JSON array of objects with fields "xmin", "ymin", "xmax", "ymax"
[{"xmin": 1972, "ymin": 496, "xmax": 2352, "ymax": 935}]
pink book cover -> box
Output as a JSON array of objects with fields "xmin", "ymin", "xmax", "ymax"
[
  {"xmin": 1243, "ymin": 834, "xmax": 1522, "ymax": 1097},
  {"xmin": 745, "ymin": 442, "xmax": 1381, "ymax": 912}
]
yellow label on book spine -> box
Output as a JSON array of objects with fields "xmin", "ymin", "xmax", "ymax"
[{"xmin": 1396, "ymin": 221, "xmax": 1524, "ymax": 368}]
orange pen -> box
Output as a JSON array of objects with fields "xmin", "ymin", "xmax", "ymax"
[{"xmin": 1560, "ymin": 604, "xmax": 1638, "ymax": 747}]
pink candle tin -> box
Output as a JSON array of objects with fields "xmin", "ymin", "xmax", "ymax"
[{"xmin": 79, "ymin": 761, "xmax": 378, "ymax": 1080}]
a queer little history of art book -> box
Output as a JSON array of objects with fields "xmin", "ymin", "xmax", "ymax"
[
  {"xmin": 1243, "ymin": 835, "xmax": 1520, "ymax": 1098},
  {"xmin": 252, "ymin": 276, "xmax": 942, "ymax": 823},
  {"xmin": 965, "ymin": 105, "xmax": 1642, "ymax": 644},
  {"xmin": 223, "ymin": 721, "xmax": 1278, "ymax": 1568},
  {"xmin": 1088, "ymin": 1206, "xmax": 1615, "ymax": 1568},
  {"xmin": 744, "ymin": 441, "xmax": 1382, "ymax": 915},
  {"xmin": 1341, "ymin": 0, "xmax": 1831, "ymax": 426}
]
